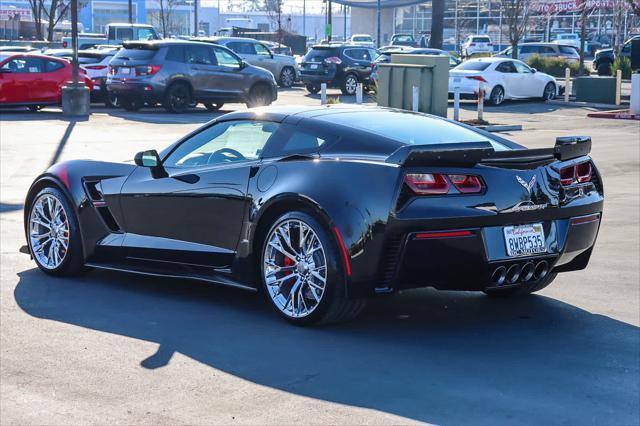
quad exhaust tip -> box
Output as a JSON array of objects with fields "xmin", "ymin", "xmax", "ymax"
[
  {"xmin": 490, "ymin": 266, "xmax": 506, "ymax": 286},
  {"xmin": 521, "ymin": 262, "xmax": 535, "ymax": 282},
  {"xmin": 534, "ymin": 260, "xmax": 549, "ymax": 280},
  {"xmin": 490, "ymin": 260, "xmax": 550, "ymax": 286},
  {"xmin": 506, "ymin": 264, "xmax": 522, "ymax": 284}
]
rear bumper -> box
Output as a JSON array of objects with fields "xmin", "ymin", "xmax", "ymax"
[
  {"xmin": 393, "ymin": 213, "xmax": 601, "ymax": 291},
  {"xmin": 106, "ymin": 80, "xmax": 163, "ymax": 103}
]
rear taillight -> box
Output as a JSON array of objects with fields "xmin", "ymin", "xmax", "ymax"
[
  {"xmin": 466, "ymin": 75, "xmax": 487, "ymax": 83},
  {"xmin": 559, "ymin": 161, "xmax": 593, "ymax": 186},
  {"xmin": 404, "ymin": 173, "xmax": 483, "ymax": 195},
  {"xmin": 62, "ymin": 41, "xmax": 68, "ymax": 48},
  {"xmin": 324, "ymin": 56, "xmax": 342, "ymax": 65},
  {"xmin": 108, "ymin": 65, "xmax": 116, "ymax": 75},
  {"xmin": 85, "ymin": 65, "xmax": 107, "ymax": 70},
  {"xmin": 448, "ymin": 174, "xmax": 483, "ymax": 193},
  {"xmin": 405, "ymin": 173, "xmax": 449, "ymax": 195},
  {"xmin": 135, "ymin": 64, "xmax": 162, "ymax": 76}
]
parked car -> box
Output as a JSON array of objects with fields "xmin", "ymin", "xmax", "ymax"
[
  {"xmin": 0, "ymin": 46, "xmax": 39, "ymax": 53},
  {"xmin": 299, "ymin": 44, "xmax": 378, "ymax": 95},
  {"xmin": 196, "ymin": 37, "xmax": 299, "ymax": 88},
  {"xmin": 262, "ymin": 41, "xmax": 293, "ymax": 56},
  {"xmin": 390, "ymin": 33, "xmax": 417, "ymax": 47},
  {"xmin": 593, "ymin": 35, "xmax": 640, "ymax": 75},
  {"xmin": 586, "ymin": 32, "xmax": 612, "ymax": 56},
  {"xmin": 0, "ymin": 53, "xmax": 92, "ymax": 110},
  {"xmin": 77, "ymin": 48, "xmax": 120, "ymax": 105},
  {"xmin": 22, "ymin": 105, "xmax": 604, "ymax": 324},
  {"xmin": 496, "ymin": 43, "xmax": 580, "ymax": 64},
  {"xmin": 461, "ymin": 35, "xmax": 493, "ymax": 57},
  {"xmin": 106, "ymin": 40, "xmax": 277, "ymax": 113},
  {"xmin": 552, "ymin": 33, "xmax": 586, "ymax": 51},
  {"xmin": 62, "ymin": 24, "xmax": 160, "ymax": 49},
  {"xmin": 371, "ymin": 47, "xmax": 460, "ymax": 83},
  {"xmin": 349, "ymin": 34, "xmax": 375, "ymax": 48},
  {"xmin": 448, "ymin": 57, "xmax": 557, "ymax": 105}
]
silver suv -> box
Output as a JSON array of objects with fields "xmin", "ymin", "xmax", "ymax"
[
  {"xmin": 197, "ymin": 37, "xmax": 300, "ymax": 87},
  {"xmin": 496, "ymin": 43, "xmax": 580, "ymax": 63},
  {"xmin": 106, "ymin": 40, "xmax": 278, "ymax": 113}
]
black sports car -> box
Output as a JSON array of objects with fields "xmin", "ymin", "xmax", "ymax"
[{"xmin": 22, "ymin": 106, "xmax": 604, "ymax": 325}]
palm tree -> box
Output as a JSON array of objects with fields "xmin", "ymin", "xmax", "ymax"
[{"xmin": 429, "ymin": 0, "xmax": 445, "ymax": 49}]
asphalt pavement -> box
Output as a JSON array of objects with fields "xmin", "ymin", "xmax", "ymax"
[{"xmin": 1, "ymin": 90, "xmax": 639, "ymax": 425}]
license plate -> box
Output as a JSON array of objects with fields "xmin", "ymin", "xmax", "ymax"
[
  {"xmin": 503, "ymin": 223, "xmax": 546, "ymax": 257},
  {"xmin": 119, "ymin": 67, "xmax": 131, "ymax": 75},
  {"xmin": 310, "ymin": 64, "xmax": 318, "ymax": 69}
]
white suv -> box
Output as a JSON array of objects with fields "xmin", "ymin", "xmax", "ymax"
[{"xmin": 462, "ymin": 35, "xmax": 493, "ymax": 57}]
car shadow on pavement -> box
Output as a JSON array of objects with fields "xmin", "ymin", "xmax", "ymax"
[
  {"xmin": 14, "ymin": 267, "xmax": 640, "ymax": 424},
  {"xmin": 0, "ymin": 109, "xmax": 89, "ymax": 122}
]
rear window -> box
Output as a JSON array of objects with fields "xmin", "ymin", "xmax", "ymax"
[
  {"xmin": 304, "ymin": 47, "xmax": 339, "ymax": 62},
  {"xmin": 472, "ymin": 37, "xmax": 491, "ymax": 43},
  {"xmin": 78, "ymin": 53, "xmax": 107, "ymax": 63},
  {"xmin": 113, "ymin": 47, "xmax": 157, "ymax": 61},
  {"xmin": 559, "ymin": 46, "xmax": 578, "ymax": 55},
  {"xmin": 316, "ymin": 112, "xmax": 507, "ymax": 151},
  {"xmin": 393, "ymin": 35, "xmax": 413, "ymax": 42},
  {"xmin": 454, "ymin": 61, "xmax": 491, "ymax": 71},
  {"xmin": 353, "ymin": 36, "xmax": 372, "ymax": 42}
]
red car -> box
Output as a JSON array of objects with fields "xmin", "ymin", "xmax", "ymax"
[{"xmin": 0, "ymin": 53, "xmax": 92, "ymax": 111}]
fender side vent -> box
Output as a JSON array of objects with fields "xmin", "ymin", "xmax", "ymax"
[
  {"xmin": 376, "ymin": 235, "xmax": 403, "ymax": 290},
  {"xmin": 96, "ymin": 207, "xmax": 122, "ymax": 232},
  {"xmin": 83, "ymin": 180, "xmax": 104, "ymax": 201}
]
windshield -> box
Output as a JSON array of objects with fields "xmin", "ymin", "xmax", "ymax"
[
  {"xmin": 454, "ymin": 61, "xmax": 491, "ymax": 71},
  {"xmin": 317, "ymin": 111, "xmax": 507, "ymax": 151},
  {"xmin": 353, "ymin": 36, "xmax": 372, "ymax": 42},
  {"xmin": 394, "ymin": 35, "xmax": 413, "ymax": 42}
]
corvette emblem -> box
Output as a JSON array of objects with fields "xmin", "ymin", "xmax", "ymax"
[{"xmin": 516, "ymin": 175, "xmax": 536, "ymax": 194}]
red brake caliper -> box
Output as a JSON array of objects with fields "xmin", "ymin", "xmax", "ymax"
[{"xmin": 283, "ymin": 255, "xmax": 294, "ymax": 276}]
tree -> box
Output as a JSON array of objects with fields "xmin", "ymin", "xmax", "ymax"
[
  {"xmin": 429, "ymin": 0, "xmax": 444, "ymax": 49},
  {"xmin": 266, "ymin": 0, "xmax": 284, "ymax": 43},
  {"xmin": 627, "ymin": 0, "xmax": 640, "ymax": 15},
  {"xmin": 501, "ymin": 0, "xmax": 530, "ymax": 59},
  {"xmin": 148, "ymin": 0, "xmax": 179, "ymax": 37},
  {"xmin": 27, "ymin": 0, "xmax": 84, "ymax": 41}
]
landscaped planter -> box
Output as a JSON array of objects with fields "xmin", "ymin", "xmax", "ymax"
[{"xmin": 574, "ymin": 76, "xmax": 616, "ymax": 104}]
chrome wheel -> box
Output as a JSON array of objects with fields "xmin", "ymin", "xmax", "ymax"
[
  {"xmin": 544, "ymin": 83, "xmax": 556, "ymax": 101},
  {"xmin": 263, "ymin": 219, "xmax": 327, "ymax": 318},
  {"xmin": 491, "ymin": 86, "xmax": 504, "ymax": 105},
  {"xmin": 344, "ymin": 75, "xmax": 358, "ymax": 95},
  {"xmin": 29, "ymin": 193, "xmax": 69, "ymax": 270},
  {"xmin": 279, "ymin": 67, "xmax": 295, "ymax": 87}
]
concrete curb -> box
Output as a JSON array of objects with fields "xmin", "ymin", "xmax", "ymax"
[
  {"xmin": 476, "ymin": 124, "xmax": 523, "ymax": 133},
  {"xmin": 547, "ymin": 100, "xmax": 629, "ymax": 109}
]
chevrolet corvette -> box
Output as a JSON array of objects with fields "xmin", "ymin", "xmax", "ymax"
[{"xmin": 22, "ymin": 105, "xmax": 604, "ymax": 325}]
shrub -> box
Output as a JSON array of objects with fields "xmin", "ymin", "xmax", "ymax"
[
  {"xmin": 527, "ymin": 54, "xmax": 580, "ymax": 78},
  {"xmin": 326, "ymin": 96, "xmax": 341, "ymax": 104},
  {"xmin": 469, "ymin": 52, "xmax": 492, "ymax": 58},
  {"xmin": 611, "ymin": 56, "xmax": 632, "ymax": 79}
]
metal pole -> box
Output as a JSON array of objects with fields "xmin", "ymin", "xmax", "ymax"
[
  {"xmin": 128, "ymin": 0, "xmax": 133, "ymax": 24},
  {"xmin": 303, "ymin": 0, "xmax": 306, "ymax": 37},
  {"xmin": 455, "ymin": 0, "xmax": 459, "ymax": 51},
  {"xmin": 217, "ymin": 0, "xmax": 221, "ymax": 32},
  {"xmin": 344, "ymin": 5, "xmax": 347, "ymax": 39},
  {"xmin": 327, "ymin": 0, "xmax": 332, "ymax": 42},
  {"xmin": 377, "ymin": 0, "xmax": 381, "ymax": 47},
  {"xmin": 498, "ymin": 5, "xmax": 502, "ymax": 48},
  {"xmin": 476, "ymin": 0, "xmax": 480, "ymax": 34},
  {"xmin": 71, "ymin": 0, "xmax": 79, "ymax": 85},
  {"xmin": 194, "ymin": 0, "xmax": 199, "ymax": 36}
]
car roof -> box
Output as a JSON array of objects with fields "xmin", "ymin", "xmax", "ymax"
[
  {"xmin": 465, "ymin": 57, "xmax": 511, "ymax": 63},
  {"xmin": 203, "ymin": 36, "xmax": 262, "ymax": 43},
  {"xmin": 122, "ymin": 40, "xmax": 212, "ymax": 48}
]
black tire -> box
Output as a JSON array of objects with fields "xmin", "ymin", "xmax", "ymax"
[
  {"xmin": 305, "ymin": 83, "xmax": 320, "ymax": 94},
  {"xmin": 597, "ymin": 61, "xmax": 612, "ymax": 76},
  {"xmin": 483, "ymin": 273, "xmax": 557, "ymax": 298},
  {"xmin": 489, "ymin": 85, "xmax": 505, "ymax": 106},
  {"xmin": 26, "ymin": 186, "xmax": 85, "ymax": 277},
  {"xmin": 105, "ymin": 92, "xmax": 120, "ymax": 108},
  {"xmin": 203, "ymin": 102, "xmax": 224, "ymax": 111},
  {"xmin": 542, "ymin": 82, "xmax": 556, "ymax": 101},
  {"xmin": 246, "ymin": 84, "xmax": 273, "ymax": 108},
  {"xmin": 341, "ymin": 73, "xmax": 359, "ymax": 95},
  {"xmin": 259, "ymin": 211, "xmax": 366, "ymax": 325},
  {"xmin": 121, "ymin": 98, "xmax": 143, "ymax": 112},
  {"xmin": 164, "ymin": 83, "xmax": 191, "ymax": 113},
  {"xmin": 278, "ymin": 66, "xmax": 296, "ymax": 88}
]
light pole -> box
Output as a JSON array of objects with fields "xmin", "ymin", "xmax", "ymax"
[
  {"xmin": 194, "ymin": 0, "xmax": 199, "ymax": 36},
  {"xmin": 62, "ymin": 0, "xmax": 89, "ymax": 116},
  {"xmin": 377, "ymin": 0, "xmax": 381, "ymax": 47},
  {"xmin": 303, "ymin": 0, "xmax": 306, "ymax": 37},
  {"xmin": 128, "ymin": 0, "xmax": 133, "ymax": 24}
]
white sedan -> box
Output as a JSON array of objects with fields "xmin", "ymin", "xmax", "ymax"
[{"xmin": 448, "ymin": 57, "xmax": 558, "ymax": 106}]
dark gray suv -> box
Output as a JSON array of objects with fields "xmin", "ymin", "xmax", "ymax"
[{"xmin": 106, "ymin": 40, "xmax": 278, "ymax": 113}]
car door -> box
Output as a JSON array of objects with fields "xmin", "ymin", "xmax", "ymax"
[
  {"xmin": 40, "ymin": 58, "xmax": 67, "ymax": 102},
  {"xmin": 513, "ymin": 61, "xmax": 540, "ymax": 98},
  {"xmin": 185, "ymin": 44, "xmax": 220, "ymax": 99},
  {"xmin": 494, "ymin": 60, "xmax": 520, "ymax": 98},
  {"xmin": 118, "ymin": 119, "xmax": 280, "ymax": 267},
  {"xmin": 210, "ymin": 46, "xmax": 247, "ymax": 98},
  {"xmin": 342, "ymin": 48, "xmax": 373, "ymax": 78},
  {"xmin": 0, "ymin": 56, "xmax": 45, "ymax": 103},
  {"xmin": 252, "ymin": 42, "xmax": 278, "ymax": 75}
]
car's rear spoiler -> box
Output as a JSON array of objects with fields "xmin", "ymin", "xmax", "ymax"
[{"xmin": 385, "ymin": 136, "xmax": 591, "ymax": 167}]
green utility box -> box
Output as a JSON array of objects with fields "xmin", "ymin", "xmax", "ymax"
[
  {"xmin": 376, "ymin": 54, "xmax": 449, "ymax": 117},
  {"xmin": 574, "ymin": 76, "xmax": 616, "ymax": 104}
]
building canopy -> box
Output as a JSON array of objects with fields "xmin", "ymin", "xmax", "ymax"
[{"xmin": 329, "ymin": 0, "xmax": 426, "ymax": 9}]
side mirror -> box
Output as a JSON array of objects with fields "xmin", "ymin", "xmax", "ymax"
[
  {"xmin": 531, "ymin": 68, "xmax": 537, "ymax": 73},
  {"xmin": 240, "ymin": 60, "xmax": 248, "ymax": 69},
  {"xmin": 134, "ymin": 149, "xmax": 160, "ymax": 167}
]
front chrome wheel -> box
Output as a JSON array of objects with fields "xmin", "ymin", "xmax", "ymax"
[
  {"xmin": 263, "ymin": 219, "xmax": 327, "ymax": 319},
  {"xmin": 29, "ymin": 193, "xmax": 70, "ymax": 270}
]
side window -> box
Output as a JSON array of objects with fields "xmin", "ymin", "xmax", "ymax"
[
  {"xmin": 45, "ymin": 60, "xmax": 65, "ymax": 72},
  {"xmin": 254, "ymin": 43, "xmax": 271, "ymax": 56},
  {"xmin": 621, "ymin": 42, "xmax": 631, "ymax": 53},
  {"xmin": 186, "ymin": 45, "xmax": 214, "ymax": 65},
  {"xmin": 164, "ymin": 121, "xmax": 279, "ymax": 168},
  {"xmin": 496, "ymin": 61, "xmax": 516, "ymax": 73},
  {"xmin": 165, "ymin": 45, "xmax": 185, "ymax": 62},
  {"xmin": 137, "ymin": 28, "xmax": 156, "ymax": 41},
  {"xmin": 212, "ymin": 46, "xmax": 241, "ymax": 69},
  {"xmin": 1, "ymin": 57, "xmax": 44, "ymax": 73},
  {"xmin": 344, "ymin": 48, "xmax": 370, "ymax": 61},
  {"xmin": 514, "ymin": 61, "xmax": 532, "ymax": 73},
  {"xmin": 108, "ymin": 27, "xmax": 116, "ymax": 39},
  {"xmin": 116, "ymin": 27, "xmax": 134, "ymax": 41},
  {"xmin": 540, "ymin": 46, "xmax": 556, "ymax": 54},
  {"xmin": 227, "ymin": 42, "xmax": 256, "ymax": 55},
  {"xmin": 520, "ymin": 45, "xmax": 537, "ymax": 54}
]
